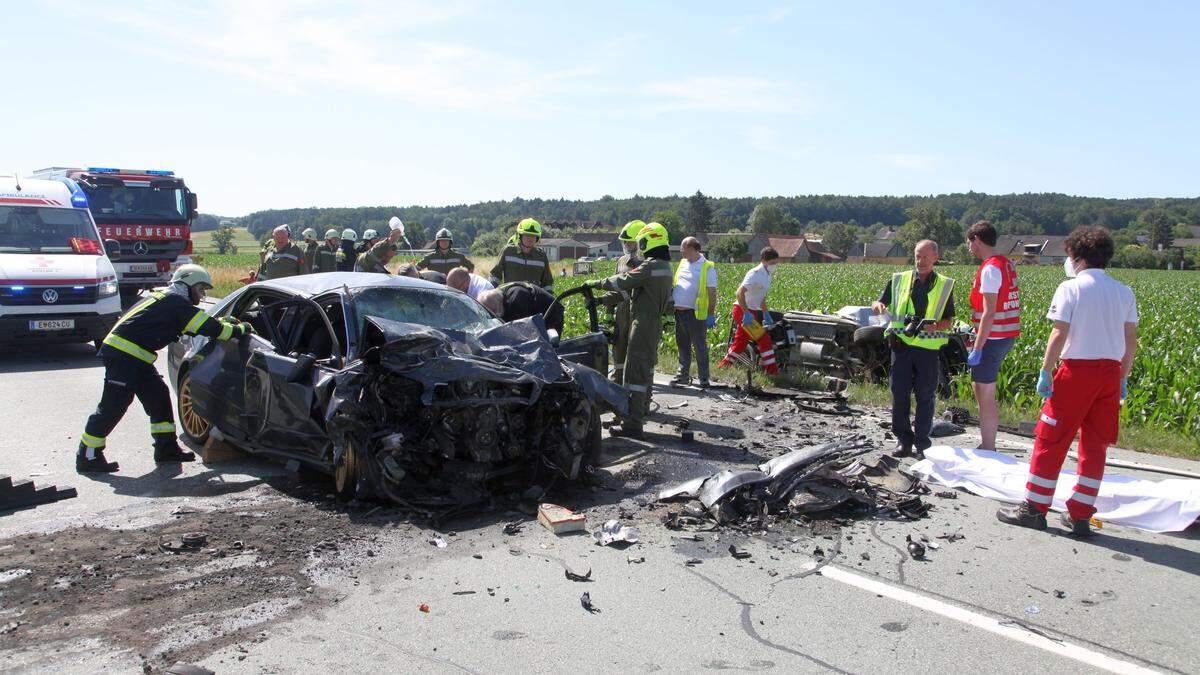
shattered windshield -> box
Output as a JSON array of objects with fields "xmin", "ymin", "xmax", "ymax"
[
  {"xmin": 353, "ymin": 286, "xmax": 502, "ymax": 336},
  {"xmin": 0, "ymin": 206, "xmax": 101, "ymax": 254},
  {"xmin": 85, "ymin": 184, "xmax": 187, "ymax": 223}
]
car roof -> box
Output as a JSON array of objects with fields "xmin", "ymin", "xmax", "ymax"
[{"xmin": 254, "ymin": 272, "xmax": 448, "ymax": 297}]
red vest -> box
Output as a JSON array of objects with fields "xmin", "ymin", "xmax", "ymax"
[{"xmin": 970, "ymin": 255, "xmax": 1021, "ymax": 339}]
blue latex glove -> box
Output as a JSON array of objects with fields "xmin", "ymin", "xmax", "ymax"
[
  {"xmin": 741, "ymin": 312, "xmax": 755, "ymax": 327},
  {"xmin": 1036, "ymin": 369, "xmax": 1053, "ymax": 398},
  {"xmin": 705, "ymin": 314, "xmax": 717, "ymax": 330},
  {"xmin": 761, "ymin": 312, "xmax": 775, "ymax": 328},
  {"xmin": 1120, "ymin": 378, "xmax": 1128, "ymax": 400},
  {"xmin": 967, "ymin": 348, "xmax": 983, "ymax": 367}
]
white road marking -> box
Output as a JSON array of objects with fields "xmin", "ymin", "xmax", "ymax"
[{"xmin": 820, "ymin": 565, "xmax": 1160, "ymax": 675}]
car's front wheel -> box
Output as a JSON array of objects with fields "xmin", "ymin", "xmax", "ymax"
[
  {"xmin": 333, "ymin": 438, "xmax": 362, "ymax": 500},
  {"xmin": 177, "ymin": 369, "xmax": 211, "ymax": 445}
]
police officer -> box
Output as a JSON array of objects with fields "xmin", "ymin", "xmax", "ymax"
[
  {"xmin": 418, "ymin": 228, "xmax": 475, "ymax": 275},
  {"xmin": 871, "ymin": 239, "xmax": 956, "ymax": 459},
  {"xmin": 258, "ymin": 225, "xmax": 307, "ymax": 280},
  {"xmin": 300, "ymin": 228, "xmax": 320, "ymax": 273},
  {"xmin": 355, "ymin": 228, "xmax": 405, "ymax": 273},
  {"xmin": 336, "ymin": 228, "xmax": 359, "ymax": 272},
  {"xmin": 490, "ymin": 218, "xmax": 553, "ymax": 291},
  {"xmin": 312, "ymin": 229, "xmax": 340, "ymax": 273},
  {"xmin": 599, "ymin": 220, "xmax": 645, "ymax": 385},
  {"xmin": 76, "ymin": 265, "xmax": 251, "ymax": 473},
  {"xmin": 583, "ymin": 222, "xmax": 673, "ymax": 438}
]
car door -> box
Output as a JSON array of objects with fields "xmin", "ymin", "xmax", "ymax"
[
  {"xmin": 552, "ymin": 285, "xmax": 608, "ymax": 375},
  {"xmin": 245, "ymin": 296, "xmax": 343, "ymax": 454}
]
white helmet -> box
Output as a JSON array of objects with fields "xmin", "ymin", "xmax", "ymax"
[
  {"xmin": 363, "ymin": 229, "xmax": 378, "ymax": 240},
  {"xmin": 171, "ymin": 264, "xmax": 213, "ymax": 289},
  {"xmin": 341, "ymin": 228, "xmax": 358, "ymax": 242},
  {"xmin": 388, "ymin": 216, "xmax": 404, "ymax": 235}
]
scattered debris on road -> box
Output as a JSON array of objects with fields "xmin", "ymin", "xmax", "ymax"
[
  {"xmin": 580, "ymin": 592, "xmax": 600, "ymax": 613},
  {"xmin": 593, "ymin": 519, "xmax": 639, "ymax": 546},
  {"xmin": 539, "ymin": 503, "xmax": 587, "ymax": 534}
]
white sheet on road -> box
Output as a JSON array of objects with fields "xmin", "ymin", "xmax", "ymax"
[{"xmin": 911, "ymin": 446, "xmax": 1200, "ymax": 533}]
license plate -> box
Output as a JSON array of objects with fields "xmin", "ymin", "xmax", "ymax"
[
  {"xmin": 129, "ymin": 263, "xmax": 157, "ymax": 273},
  {"xmin": 30, "ymin": 319, "xmax": 75, "ymax": 331}
]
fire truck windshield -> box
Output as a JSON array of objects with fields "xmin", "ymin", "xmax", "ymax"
[
  {"xmin": 0, "ymin": 206, "xmax": 101, "ymax": 254},
  {"xmin": 86, "ymin": 184, "xmax": 188, "ymax": 223}
]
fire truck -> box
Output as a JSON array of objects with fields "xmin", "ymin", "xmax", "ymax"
[{"xmin": 32, "ymin": 167, "xmax": 197, "ymax": 302}]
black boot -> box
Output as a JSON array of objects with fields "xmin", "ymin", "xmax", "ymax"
[
  {"xmin": 890, "ymin": 443, "xmax": 916, "ymax": 458},
  {"xmin": 996, "ymin": 501, "xmax": 1047, "ymax": 530},
  {"xmin": 76, "ymin": 444, "xmax": 119, "ymax": 473},
  {"xmin": 1060, "ymin": 512, "xmax": 1095, "ymax": 538},
  {"xmin": 610, "ymin": 421, "xmax": 644, "ymax": 439},
  {"xmin": 154, "ymin": 437, "xmax": 195, "ymax": 463}
]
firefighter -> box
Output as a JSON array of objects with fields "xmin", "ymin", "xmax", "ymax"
[
  {"xmin": 997, "ymin": 226, "xmax": 1137, "ymax": 537},
  {"xmin": 300, "ymin": 228, "xmax": 320, "ymax": 273},
  {"xmin": 490, "ymin": 218, "xmax": 553, "ymax": 291},
  {"xmin": 598, "ymin": 220, "xmax": 645, "ymax": 384},
  {"xmin": 418, "ymin": 228, "xmax": 475, "ymax": 275},
  {"xmin": 357, "ymin": 228, "xmax": 380, "ymax": 258},
  {"xmin": 336, "ymin": 228, "xmax": 359, "ymax": 272},
  {"xmin": 257, "ymin": 225, "xmax": 306, "ymax": 280},
  {"xmin": 719, "ymin": 246, "xmax": 781, "ymax": 374},
  {"xmin": 478, "ymin": 282, "xmax": 564, "ymax": 333},
  {"xmin": 312, "ymin": 229, "xmax": 340, "ymax": 273},
  {"xmin": 583, "ymin": 221, "xmax": 673, "ymax": 438},
  {"xmin": 76, "ymin": 265, "xmax": 251, "ymax": 473},
  {"xmin": 355, "ymin": 228, "xmax": 405, "ymax": 273},
  {"xmin": 871, "ymin": 240, "xmax": 956, "ymax": 459}
]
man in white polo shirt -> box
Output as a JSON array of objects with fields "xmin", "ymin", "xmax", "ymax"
[
  {"xmin": 446, "ymin": 266, "xmax": 495, "ymax": 300},
  {"xmin": 670, "ymin": 236, "xmax": 718, "ymax": 387},
  {"xmin": 998, "ymin": 226, "xmax": 1138, "ymax": 537}
]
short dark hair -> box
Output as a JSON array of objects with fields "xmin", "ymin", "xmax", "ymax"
[
  {"xmin": 965, "ymin": 220, "xmax": 997, "ymax": 246},
  {"xmin": 1064, "ymin": 226, "xmax": 1115, "ymax": 269},
  {"xmin": 760, "ymin": 246, "xmax": 779, "ymax": 262}
]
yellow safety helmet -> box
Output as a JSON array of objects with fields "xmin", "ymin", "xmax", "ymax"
[
  {"xmin": 506, "ymin": 233, "xmax": 519, "ymax": 247},
  {"xmin": 618, "ymin": 220, "xmax": 646, "ymax": 243},
  {"xmin": 516, "ymin": 217, "xmax": 542, "ymax": 240},
  {"xmin": 636, "ymin": 221, "xmax": 669, "ymax": 254}
]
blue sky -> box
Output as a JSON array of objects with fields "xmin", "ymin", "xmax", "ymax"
[{"xmin": 5, "ymin": 1, "xmax": 1198, "ymax": 216}]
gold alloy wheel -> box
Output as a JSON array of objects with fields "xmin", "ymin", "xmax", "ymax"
[
  {"xmin": 334, "ymin": 441, "xmax": 360, "ymax": 497},
  {"xmin": 178, "ymin": 374, "xmax": 211, "ymax": 441}
]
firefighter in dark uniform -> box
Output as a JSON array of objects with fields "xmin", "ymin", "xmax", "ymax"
[
  {"xmin": 257, "ymin": 225, "xmax": 306, "ymax": 280},
  {"xmin": 76, "ymin": 265, "xmax": 251, "ymax": 473},
  {"xmin": 599, "ymin": 220, "xmax": 645, "ymax": 385},
  {"xmin": 490, "ymin": 218, "xmax": 554, "ymax": 291},
  {"xmin": 583, "ymin": 222, "xmax": 673, "ymax": 438},
  {"xmin": 418, "ymin": 228, "xmax": 475, "ymax": 275},
  {"xmin": 300, "ymin": 228, "xmax": 320, "ymax": 273},
  {"xmin": 336, "ymin": 228, "xmax": 359, "ymax": 271},
  {"xmin": 312, "ymin": 229, "xmax": 340, "ymax": 273},
  {"xmin": 356, "ymin": 229, "xmax": 381, "ymax": 258},
  {"xmin": 478, "ymin": 281, "xmax": 564, "ymax": 333},
  {"xmin": 354, "ymin": 228, "xmax": 405, "ymax": 274}
]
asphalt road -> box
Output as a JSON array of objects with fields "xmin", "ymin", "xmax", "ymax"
[{"xmin": 1, "ymin": 342, "xmax": 1197, "ymax": 674}]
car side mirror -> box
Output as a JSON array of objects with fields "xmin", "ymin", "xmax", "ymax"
[
  {"xmin": 104, "ymin": 239, "xmax": 121, "ymax": 260},
  {"xmin": 186, "ymin": 192, "xmax": 199, "ymax": 220},
  {"xmin": 287, "ymin": 353, "xmax": 317, "ymax": 383}
]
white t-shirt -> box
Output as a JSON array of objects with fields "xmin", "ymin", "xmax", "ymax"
[
  {"xmin": 1047, "ymin": 269, "xmax": 1138, "ymax": 361},
  {"xmin": 979, "ymin": 264, "xmax": 1002, "ymax": 294},
  {"xmin": 672, "ymin": 256, "xmax": 718, "ymax": 309},
  {"xmin": 740, "ymin": 263, "xmax": 772, "ymax": 309},
  {"xmin": 466, "ymin": 274, "xmax": 494, "ymax": 300}
]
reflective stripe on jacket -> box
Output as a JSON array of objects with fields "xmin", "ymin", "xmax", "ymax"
[{"xmin": 889, "ymin": 270, "xmax": 955, "ymax": 350}]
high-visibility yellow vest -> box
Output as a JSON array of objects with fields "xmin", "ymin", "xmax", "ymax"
[
  {"xmin": 889, "ymin": 270, "xmax": 955, "ymax": 350},
  {"xmin": 673, "ymin": 258, "xmax": 716, "ymax": 317}
]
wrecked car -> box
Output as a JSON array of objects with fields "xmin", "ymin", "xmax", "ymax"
[
  {"xmin": 731, "ymin": 306, "xmax": 971, "ymax": 394},
  {"xmin": 167, "ymin": 273, "xmax": 627, "ymax": 508}
]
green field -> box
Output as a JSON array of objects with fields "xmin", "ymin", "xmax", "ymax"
[
  {"xmin": 191, "ymin": 227, "xmax": 261, "ymax": 253},
  {"xmin": 193, "ymin": 252, "xmax": 1200, "ymax": 454}
]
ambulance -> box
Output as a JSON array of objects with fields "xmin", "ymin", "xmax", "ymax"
[{"xmin": 0, "ymin": 174, "xmax": 122, "ymax": 347}]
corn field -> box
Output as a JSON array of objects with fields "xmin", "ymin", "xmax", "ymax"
[{"xmin": 564, "ymin": 261, "xmax": 1200, "ymax": 442}]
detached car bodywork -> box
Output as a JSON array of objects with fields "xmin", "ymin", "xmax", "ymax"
[{"xmin": 167, "ymin": 273, "xmax": 626, "ymax": 508}]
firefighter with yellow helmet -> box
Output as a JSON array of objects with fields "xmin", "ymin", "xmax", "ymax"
[
  {"xmin": 598, "ymin": 220, "xmax": 645, "ymax": 385},
  {"xmin": 490, "ymin": 218, "xmax": 554, "ymax": 291},
  {"xmin": 584, "ymin": 222, "xmax": 673, "ymax": 437}
]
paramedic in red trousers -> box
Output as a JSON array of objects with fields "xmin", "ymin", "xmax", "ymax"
[
  {"xmin": 719, "ymin": 247, "xmax": 780, "ymax": 374},
  {"xmin": 965, "ymin": 220, "xmax": 1022, "ymax": 451},
  {"xmin": 871, "ymin": 240, "xmax": 956, "ymax": 459},
  {"xmin": 998, "ymin": 226, "xmax": 1137, "ymax": 537}
]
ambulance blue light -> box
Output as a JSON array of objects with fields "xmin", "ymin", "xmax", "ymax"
[
  {"xmin": 145, "ymin": 169, "xmax": 175, "ymax": 176},
  {"xmin": 11, "ymin": 286, "xmax": 24, "ymax": 291},
  {"xmin": 86, "ymin": 167, "xmax": 119, "ymax": 174},
  {"xmin": 60, "ymin": 178, "xmax": 90, "ymax": 208}
]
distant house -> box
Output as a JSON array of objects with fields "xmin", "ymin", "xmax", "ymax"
[
  {"xmin": 861, "ymin": 240, "xmax": 906, "ymax": 260},
  {"xmin": 994, "ymin": 235, "xmax": 1070, "ymax": 264},
  {"xmin": 745, "ymin": 234, "xmax": 843, "ymax": 263},
  {"xmin": 573, "ymin": 231, "xmax": 622, "ymax": 258},
  {"xmin": 539, "ymin": 238, "xmax": 591, "ymax": 261}
]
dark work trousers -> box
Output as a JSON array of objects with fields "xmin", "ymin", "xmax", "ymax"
[
  {"xmin": 889, "ymin": 344, "xmax": 941, "ymax": 451},
  {"xmin": 83, "ymin": 351, "xmax": 175, "ymax": 452},
  {"xmin": 674, "ymin": 308, "xmax": 711, "ymax": 382}
]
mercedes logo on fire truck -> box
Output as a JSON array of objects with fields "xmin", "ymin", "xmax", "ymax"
[
  {"xmin": 42, "ymin": 289, "xmax": 59, "ymax": 304},
  {"xmin": 132, "ymin": 241, "xmax": 151, "ymax": 256}
]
